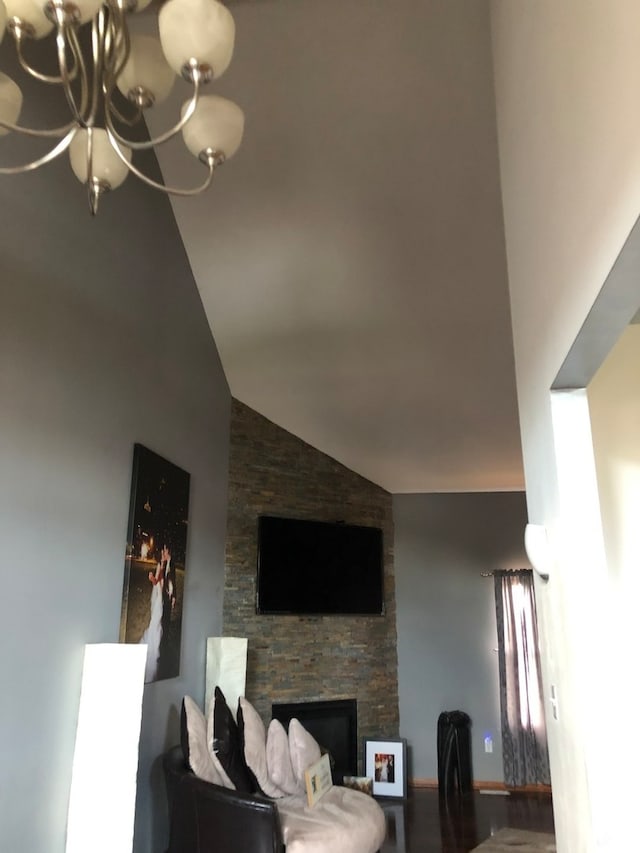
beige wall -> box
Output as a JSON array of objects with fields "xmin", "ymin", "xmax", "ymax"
[
  {"xmin": 587, "ymin": 326, "xmax": 640, "ymax": 782},
  {"xmin": 589, "ymin": 324, "xmax": 640, "ymax": 580},
  {"xmin": 491, "ymin": 2, "xmax": 640, "ymax": 850}
]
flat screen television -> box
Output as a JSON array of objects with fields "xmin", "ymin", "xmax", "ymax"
[{"xmin": 256, "ymin": 515, "xmax": 384, "ymax": 616}]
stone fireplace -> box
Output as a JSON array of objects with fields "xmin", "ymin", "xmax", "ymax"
[
  {"xmin": 272, "ymin": 698, "xmax": 358, "ymax": 783},
  {"xmin": 224, "ymin": 400, "xmax": 400, "ymax": 755}
]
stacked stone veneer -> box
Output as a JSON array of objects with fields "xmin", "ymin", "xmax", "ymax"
[{"xmin": 223, "ymin": 399, "xmax": 399, "ymax": 768}]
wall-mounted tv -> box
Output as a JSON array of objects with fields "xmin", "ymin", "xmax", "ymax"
[{"xmin": 256, "ymin": 515, "xmax": 384, "ymax": 616}]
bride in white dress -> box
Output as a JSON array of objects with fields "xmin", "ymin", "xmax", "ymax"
[{"xmin": 140, "ymin": 549, "xmax": 167, "ymax": 683}]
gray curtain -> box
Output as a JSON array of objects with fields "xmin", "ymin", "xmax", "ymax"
[{"xmin": 494, "ymin": 570, "xmax": 551, "ymax": 787}]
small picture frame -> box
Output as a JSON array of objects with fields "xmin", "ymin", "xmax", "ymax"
[
  {"xmin": 304, "ymin": 752, "xmax": 333, "ymax": 807},
  {"xmin": 363, "ymin": 737, "xmax": 407, "ymax": 798},
  {"xmin": 343, "ymin": 775, "xmax": 373, "ymax": 796}
]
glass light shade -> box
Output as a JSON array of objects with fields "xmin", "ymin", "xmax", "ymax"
[
  {"xmin": 3, "ymin": 0, "xmax": 53, "ymax": 37},
  {"xmin": 69, "ymin": 128, "xmax": 132, "ymax": 189},
  {"xmin": 159, "ymin": 0, "xmax": 235, "ymax": 79},
  {"xmin": 116, "ymin": 34, "xmax": 175, "ymax": 106},
  {"xmin": 0, "ymin": 0, "xmax": 7, "ymax": 44},
  {"xmin": 0, "ymin": 72, "xmax": 22, "ymax": 137},
  {"xmin": 181, "ymin": 94, "xmax": 244, "ymax": 160}
]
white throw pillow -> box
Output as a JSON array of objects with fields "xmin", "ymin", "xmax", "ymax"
[
  {"xmin": 181, "ymin": 696, "xmax": 225, "ymax": 786},
  {"xmin": 288, "ymin": 718, "xmax": 321, "ymax": 790},
  {"xmin": 238, "ymin": 697, "xmax": 285, "ymax": 798},
  {"xmin": 266, "ymin": 718, "xmax": 299, "ymax": 795}
]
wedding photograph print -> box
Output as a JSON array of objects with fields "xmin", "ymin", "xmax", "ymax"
[
  {"xmin": 364, "ymin": 737, "xmax": 407, "ymax": 798},
  {"xmin": 119, "ymin": 443, "xmax": 190, "ymax": 684}
]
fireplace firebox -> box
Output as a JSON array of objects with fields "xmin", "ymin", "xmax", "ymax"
[{"xmin": 272, "ymin": 698, "xmax": 357, "ymax": 784}]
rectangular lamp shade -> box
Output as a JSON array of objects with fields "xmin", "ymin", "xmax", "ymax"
[
  {"xmin": 66, "ymin": 643, "xmax": 147, "ymax": 853},
  {"xmin": 205, "ymin": 637, "xmax": 248, "ymax": 718}
]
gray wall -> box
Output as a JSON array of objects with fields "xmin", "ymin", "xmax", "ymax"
[
  {"xmin": 393, "ymin": 492, "xmax": 529, "ymax": 784},
  {"xmin": 0, "ymin": 116, "xmax": 231, "ymax": 851}
]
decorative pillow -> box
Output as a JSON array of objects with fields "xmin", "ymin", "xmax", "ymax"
[
  {"xmin": 211, "ymin": 686, "xmax": 254, "ymax": 793},
  {"xmin": 180, "ymin": 696, "xmax": 225, "ymax": 786},
  {"xmin": 205, "ymin": 695, "xmax": 236, "ymax": 789},
  {"xmin": 266, "ymin": 718, "xmax": 299, "ymax": 795},
  {"xmin": 288, "ymin": 717, "xmax": 321, "ymax": 790},
  {"xmin": 237, "ymin": 697, "xmax": 285, "ymax": 798}
]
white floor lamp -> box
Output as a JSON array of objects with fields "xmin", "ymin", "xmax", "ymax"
[
  {"xmin": 65, "ymin": 643, "xmax": 147, "ymax": 853},
  {"xmin": 205, "ymin": 637, "xmax": 248, "ymax": 718}
]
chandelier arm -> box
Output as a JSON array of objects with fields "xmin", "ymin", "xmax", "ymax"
[
  {"xmin": 0, "ymin": 116, "xmax": 76, "ymax": 137},
  {"xmin": 66, "ymin": 25, "xmax": 93, "ymax": 124},
  {"xmin": 105, "ymin": 74, "xmax": 202, "ymax": 152},
  {"xmin": 0, "ymin": 126, "xmax": 78, "ymax": 175},
  {"xmin": 106, "ymin": 127, "xmax": 217, "ymax": 196},
  {"xmin": 106, "ymin": 0, "xmax": 131, "ymax": 81},
  {"xmin": 14, "ymin": 29, "xmax": 79, "ymax": 86},
  {"xmin": 55, "ymin": 19, "xmax": 90, "ymax": 126},
  {"xmin": 85, "ymin": 12, "xmax": 106, "ymax": 128},
  {"xmin": 106, "ymin": 99, "xmax": 143, "ymax": 129},
  {"xmin": 3, "ymin": 21, "xmax": 87, "ymax": 135},
  {"xmin": 109, "ymin": 95, "xmax": 143, "ymax": 127},
  {"xmin": 98, "ymin": 5, "xmax": 141, "ymax": 129},
  {"xmin": 98, "ymin": 6, "xmax": 129, "ymax": 124}
]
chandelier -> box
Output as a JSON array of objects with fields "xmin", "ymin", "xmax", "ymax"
[{"xmin": 0, "ymin": 0, "xmax": 244, "ymax": 213}]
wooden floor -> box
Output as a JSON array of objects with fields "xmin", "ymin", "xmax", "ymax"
[{"xmin": 379, "ymin": 788, "xmax": 554, "ymax": 852}]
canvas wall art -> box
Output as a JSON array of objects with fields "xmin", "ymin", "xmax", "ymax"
[{"xmin": 119, "ymin": 443, "xmax": 190, "ymax": 683}]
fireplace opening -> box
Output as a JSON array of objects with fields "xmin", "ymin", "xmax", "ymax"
[{"xmin": 272, "ymin": 698, "xmax": 357, "ymax": 784}]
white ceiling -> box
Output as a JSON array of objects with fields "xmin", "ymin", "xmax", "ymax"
[{"xmin": 140, "ymin": 0, "xmax": 524, "ymax": 494}]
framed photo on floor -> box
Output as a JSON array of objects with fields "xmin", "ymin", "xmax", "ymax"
[{"xmin": 363, "ymin": 737, "xmax": 407, "ymax": 798}]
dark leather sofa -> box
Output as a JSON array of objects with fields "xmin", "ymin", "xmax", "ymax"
[{"xmin": 163, "ymin": 745, "xmax": 285, "ymax": 853}]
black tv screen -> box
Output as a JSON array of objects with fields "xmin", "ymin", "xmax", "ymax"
[{"xmin": 256, "ymin": 515, "xmax": 384, "ymax": 615}]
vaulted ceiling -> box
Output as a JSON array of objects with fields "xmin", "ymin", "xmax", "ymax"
[{"xmin": 141, "ymin": 0, "xmax": 523, "ymax": 493}]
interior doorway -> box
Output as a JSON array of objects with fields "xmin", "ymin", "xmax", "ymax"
[{"xmin": 546, "ymin": 216, "xmax": 640, "ymax": 848}]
